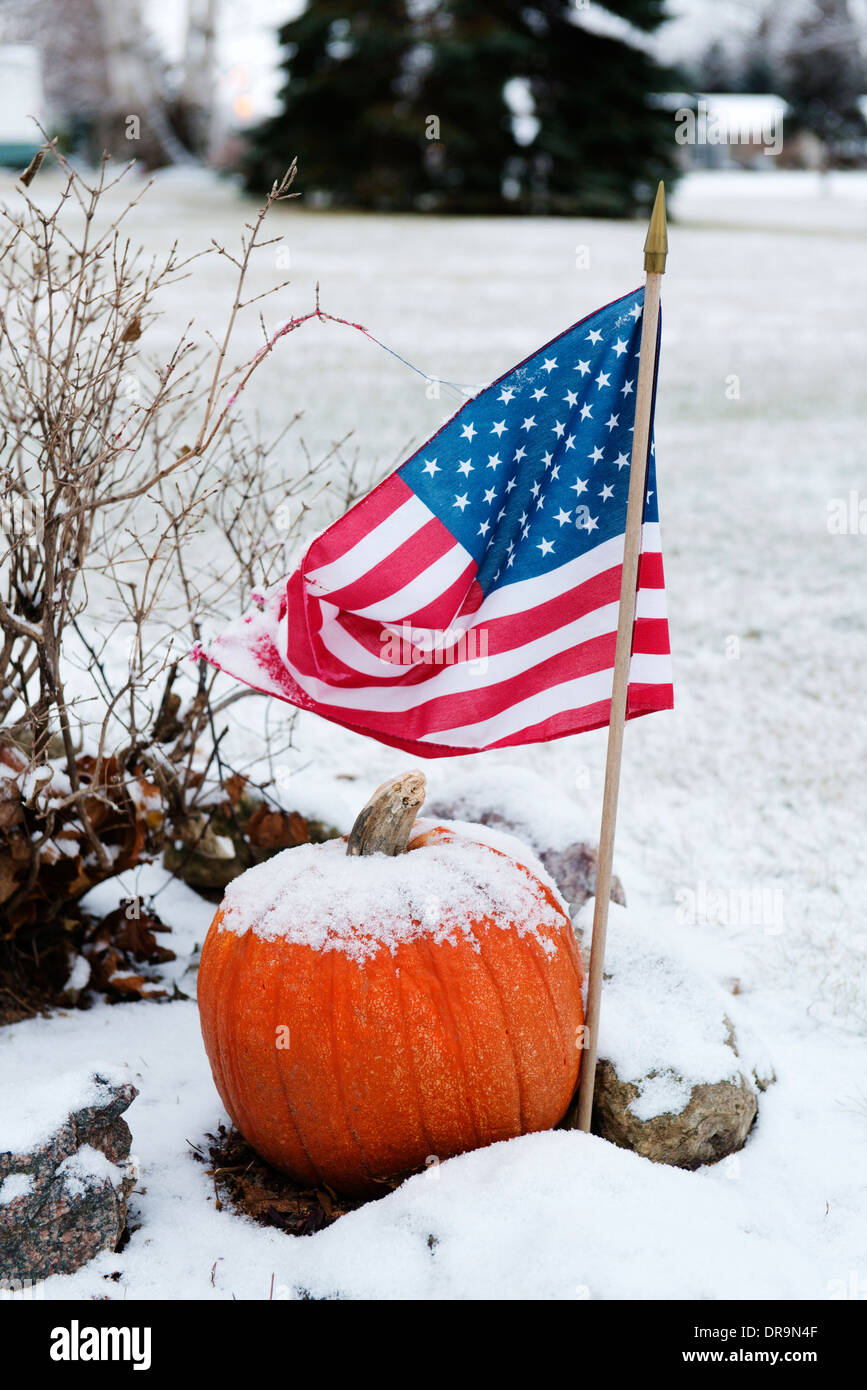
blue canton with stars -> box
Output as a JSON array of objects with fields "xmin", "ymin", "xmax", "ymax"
[{"xmin": 398, "ymin": 287, "xmax": 659, "ymax": 593}]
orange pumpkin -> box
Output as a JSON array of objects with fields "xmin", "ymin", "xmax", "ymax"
[{"xmin": 197, "ymin": 771, "xmax": 584, "ymax": 1195}]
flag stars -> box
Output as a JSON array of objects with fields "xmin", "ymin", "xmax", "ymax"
[
  {"xmin": 621, "ymin": 379, "xmax": 634, "ymax": 397},
  {"xmin": 483, "ymin": 486, "xmax": 497, "ymax": 504},
  {"xmin": 542, "ymin": 450, "xmax": 553, "ymax": 467},
  {"xmin": 498, "ymin": 386, "xmax": 516, "ymax": 404},
  {"xmin": 595, "ymin": 371, "xmax": 610, "ymax": 390},
  {"xmin": 530, "ymin": 481, "xmax": 541, "ymax": 498},
  {"xmin": 584, "ymin": 514, "xmax": 599, "ymax": 532},
  {"xmin": 605, "ymin": 413, "xmax": 619, "ymax": 431},
  {"xmin": 571, "ymin": 477, "xmax": 588, "ymax": 497},
  {"xmin": 531, "ymin": 387, "xmax": 547, "ymax": 402},
  {"xmin": 491, "ymin": 419, "xmax": 507, "ymax": 437},
  {"xmin": 506, "ymin": 476, "xmax": 516, "ymax": 492},
  {"xmin": 586, "ymin": 329, "xmax": 602, "ymax": 345},
  {"xmin": 588, "ymin": 445, "xmax": 604, "ymax": 463},
  {"xmin": 552, "ymin": 420, "xmax": 566, "ymax": 438},
  {"xmin": 422, "ymin": 458, "xmax": 439, "ymax": 477},
  {"xmin": 460, "ymin": 422, "xmax": 477, "ymax": 441},
  {"xmin": 537, "ymin": 538, "xmax": 555, "ymax": 556},
  {"xmin": 599, "ymin": 483, "xmax": 614, "ymax": 502},
  {"xmin": 478, "ymin": 519, "xmax": 491, "ymax": 537},
  {"xmin": 564, "ymin": 434, "xmax": 576, "ymax": 451},
  {"xmin": 513, "ymin": 445, "xmax": 527, "ymax": 462},
  {"xmin": 541, "ymin": 357, "xmax": 558, "ymax": 373},
  {"xmin": 579, "ymin": 404, "xmax": 593, "ymax": 421},
  {"xmin": 612, "ymin": 338, "xmax": 629, "ymax": 357},
  {"xmin": 456, "ymin": 458, "xmax": 474, "ymax": 476},
  {"xmin": 628, "ymin": 303, "xmax": 642, "ymax": 321},
  {"xmin": 563, "ymin": 389, "xmax": 579, "ymax": 408},
  {"xmin": 521, "ymin": 415, "xmax": 537, "ymax": 432},
  {"xmin": 575, "ymin": 360, "xmax": 591, "ymax": 376},
  {"xmin": 453, "ymin": 493, "xmax": 470, "ymax": 512},
  {"xmin": 554, "ymin": 507, "xmax": 572, "ymax": 526},
  {"xmin": 487, "ymin": 453, "xmax": 502, "ymax": 470},
  {"xmin": 613, "ymin": 452, "xmax": 630, "ymax": 470}
]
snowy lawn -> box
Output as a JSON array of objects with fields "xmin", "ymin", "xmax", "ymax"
[{"xmin": 1, "ymin": 168, "xmax": 866, "ymax": 1299}]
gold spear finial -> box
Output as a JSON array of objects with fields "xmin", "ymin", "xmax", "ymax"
[{"xmin": 643, "ymin": 181, "xmax": 668, "ymax": 274}]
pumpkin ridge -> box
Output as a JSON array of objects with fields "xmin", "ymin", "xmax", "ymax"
[
  {"xmin": 521, "ymin": 919, "xmax": 580, "ymax": 1071},
  {"xmin": 418, "ymin": 935, "xmax": 485, "ymax": 1154},
  {"xmin": 473, "ymin": 927, "xmax": 527, "ymax": 1134},
  {"xmin": 394, "ymin": 954, "xmax": 438, "ymax": 1161},
  {"xmin": 207, "ymin": 928, "xmax": 245, "ymax": 1137},
  {"xmin": 271, "ymin": 952, "xmax": 324, "ymax": 1187},
  {"xmin": 221, "ymin": 931, "xmax": 263, "ymax": 1152},
  {"xmin": 328, "ymin": 949, "xmax": 379, "ymax": 1187}
]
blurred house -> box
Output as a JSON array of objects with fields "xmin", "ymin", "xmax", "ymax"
[
  {"xmin": 658, "ymin": 89, "xmax": 867, "ymax": 170},
  {"xmin": 0, "ymin": 44, "xmax": 44, "ymax": 166},
  {"xmin": 0, "ymin": 0, "xmax": 215, "ymax": 168}
]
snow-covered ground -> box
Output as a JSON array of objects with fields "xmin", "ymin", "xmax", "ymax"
[{"xmin": 2, "ymin": 168, "xmax": 866, "ymax": 1300}]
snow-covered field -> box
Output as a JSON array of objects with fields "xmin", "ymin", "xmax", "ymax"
[{"xmin": 2, "ymin": 168, "xmax": 866, "ymax": 1300}]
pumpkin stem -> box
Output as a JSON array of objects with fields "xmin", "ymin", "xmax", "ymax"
[{"xmin": 346, "ymin": 770, "xmax": 426, "ymax": 857}]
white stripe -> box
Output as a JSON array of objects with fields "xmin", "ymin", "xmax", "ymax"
[
  {"xmin": 382, "ymin": 525, "xmax": 663, "ymax": 648},
  {"xmin": 635, "ymin": 587, "xmax": 667, "ymax": 620},
  {"xmin": 419, "ymin": 652, "xmax": 671, "ymax": 748},
  {"xmin": 452, "ymin": 523, "xmax": 661, "ymax": 626},
  {"xmin": 315, "ymin": 606, "xmax": 419, "ymax": 677},
  {"xmin": 348, "ymin": 542, "xmax": 473, "ymax": 622},
  {"xmin": 304, "ymin": 494, "xmax": 435, "ymax": 594},
  {"xmin": 284, "ymin": 594, "xmax": 640, "ymax": 712}
]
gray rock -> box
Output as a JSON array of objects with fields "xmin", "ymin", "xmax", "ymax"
[
  {"xmin": 537, "ymin": 842, "xmax": 626, "ymax": 914},
  {"xmin": 572, "ymin": 901, "xmax": 774, "ymax": 1169},
  {"xmin": 429, "ymin": 805, "xmax": 624, "ymax": 912},
  {"xmin": 592, "ymin": 1059, "xmax": 759, "ymax": 1170},
  {"xmin": 0, "ymin": 1073, "xmax": 138, "ymax": 1284}
]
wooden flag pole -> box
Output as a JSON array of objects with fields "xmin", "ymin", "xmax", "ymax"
[{"xmin": 567, "ymin": 182, "xmax": 668, "ymax": 1133}]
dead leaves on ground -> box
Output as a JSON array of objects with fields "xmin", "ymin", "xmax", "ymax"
[{"xmin": 198, "ymin": 1125, "xmax": 371, "ymax": 1238}]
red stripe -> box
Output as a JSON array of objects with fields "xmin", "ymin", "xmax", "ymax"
[
  {"xmin": 334, "ymin": 557, "xmax": 477, "ymax": 660},
  {"xmin": 633, "ymin": 617, "xmax": 670, "ymax": 656},
  {"xmin": 202, "ymin": 618, "xmax": 672, "ymax": 758},
  {"xmin": 317, "ymin": 513, "xmax": 457, "ymax": 611},
  {"xmin": 282, "ymin": 631, "xmax": 620, "ymax": 743},
  {"xmin": 303, "ymin": 472, "xmax": 412, "ymax": 573},
  {"xmin": 637, "ymin": 550, "xmax": 665, "ymax": 587},
  {"xmin": 298, "ymin": 562, "xmax": 667, "ymax": 689}
]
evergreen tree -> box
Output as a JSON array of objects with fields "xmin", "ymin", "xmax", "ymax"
[
  {"xmin": 411, "ymin": 3, "xmax": 526, "ymax": 213},
  {"xmin": 508, "ymin": 0, "xmax": 679, "ymax": 216},
  {"xmin": 243, "ymin": 2, "xmax": 425, "ymax": 209},
  {"xmin": 244, "ymin": 0, "xmax": 680, "ymax": 215}
]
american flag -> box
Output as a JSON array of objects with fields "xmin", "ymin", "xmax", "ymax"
[{"xmin": 200, "ymin": 286, "xmax": 673, "ymax": 756}]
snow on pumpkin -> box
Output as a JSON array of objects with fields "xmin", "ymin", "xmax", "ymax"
[{"xmin": 197, "ymin": 771, "xmax": 585, "ymax": 1195}]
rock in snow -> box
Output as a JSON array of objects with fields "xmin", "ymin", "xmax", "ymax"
[
  {"xmin": 0, "ymin": 1069, "xmax": 138, "ymax": 1283},
  {"xmin": 427, "ymin": 765, "xmax": 625, "ymax": 911},
  {"xmin": 577, "ymin": 902, "xmax": 775, "ymax": 1168},
  {"xmin": 428, "ymin": 763, "xmax": 773, "ymax": 1167}
]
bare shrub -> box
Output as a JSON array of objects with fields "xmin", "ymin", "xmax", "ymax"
[{"xmin": 0, "ymin": 141, "xmax": 356, "ymax": 942}]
